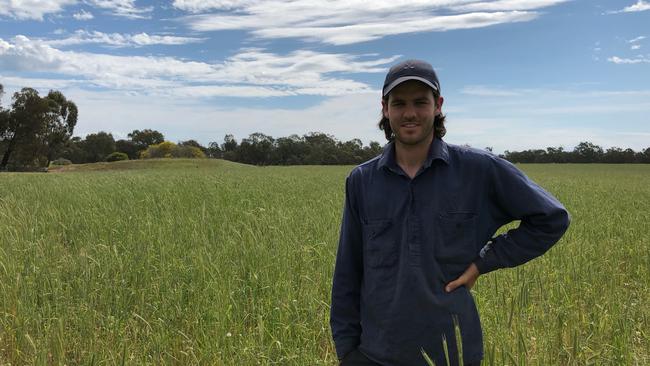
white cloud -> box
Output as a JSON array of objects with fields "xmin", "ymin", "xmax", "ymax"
[
  {"xmin": 177, "ymin": 0, "xmax": 570, "ymax": 45},
  {"xmin": 627, "ymin": 36, "xmax": 646, "ymax": 43},
  {"xmin": 608, "ymin": 0, "xmax": 650, "ymax": 14},
  {"xmin": 85, "ymin": 0, "xmax": 153, "ymax": 19},
  {"xmin": 0, "ymin": 75, "xmax": 84, "ymax": 91},
  {"xmin": 0, "ymin": 0, "xmax": 77, "ymax": 20},
  {"xmin": 253, "ymin": 12, "xmax": 538, "ymax": 45},
  {"xmin": 621, "ymin": 0, "xmax": 650, "ymax": 12},
  {"xmin": 44, "ymin": 30, "xmax": 206, "ymax": 47},
  {"xmin": 172, "ymin": 0, "xmax": 259, "ymax": 12},
  {"xmin": 173, "ymin": 0, "xmax": 568, "ymax": 13},
  {"xmin": 450, "ymin": 0, "xmax": 569, "ymax": 12},
  {"xmin": 608, "ymin": 56, "xmax": 650, "ymax": 64},
  {"xmin": 0, "ymin": 35, "xmax": 398, "ymax": 97},
  {"xmin": 627, "ymin": 37, "xmax": 645, "ymax": 50},
  {"xmin": 73, "ymin": 9, "xmax": 94, "ymax": 20},
  {"xmin": 0, "ymin": 0, "xmax": 152, "ymax": 20}
]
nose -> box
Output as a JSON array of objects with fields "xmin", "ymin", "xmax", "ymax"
[{"xmin": 403, "ymin": 103, "xmax": 416, "ymax": 120}]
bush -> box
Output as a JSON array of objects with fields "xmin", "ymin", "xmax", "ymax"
[
  {"xmin": 106, "ymin": 152, "xmax": 129, "ymax": 162},
  {"xmin": 140, "ymin": 141, "xmax": 176, "ymax": 159},
  {"xmin": 140, "ymin": 142, "xmax": 206, "ymax": 159},
  {"xmin": 176, "ymin": 145, "xmax": 206, "ymax": 158},
  {"xmin": 51, "ymin": 158, "xmax": 72, "ymax": 166}
]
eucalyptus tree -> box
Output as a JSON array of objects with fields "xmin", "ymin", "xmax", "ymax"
[{"xmin": 0, "ymin": 87, "xmax": 77, "ymax": 170}]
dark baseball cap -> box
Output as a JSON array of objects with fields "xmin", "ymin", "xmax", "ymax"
[{"xmin": 382, "ymin": 59, "xmax": 440, "ymax": 97}]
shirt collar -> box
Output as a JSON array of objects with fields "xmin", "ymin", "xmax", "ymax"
[{"xmin": 377, "ymin": 137, "xmax": 449, "ymax": 172}]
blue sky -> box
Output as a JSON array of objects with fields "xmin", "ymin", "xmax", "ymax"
[{"xmin": 1, "ymin": 0, "xmax": 649, "ymax": 153}]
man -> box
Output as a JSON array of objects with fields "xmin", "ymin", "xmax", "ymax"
[{"xmin": 330, "ymin": 59, "xmax": 570, "ymax": 366}]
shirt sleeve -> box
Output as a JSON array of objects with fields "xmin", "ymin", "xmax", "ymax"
[
  {"xmin": 474, "ymin": 156, "xmax": 570, "ymax": 274},
  {"xmin": 330, "ymin": 174, "xmax": 364, "ymax": 360}
]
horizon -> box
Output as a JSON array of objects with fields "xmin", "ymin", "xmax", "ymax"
[{"xmin": 2, "ymin": 0, "xmax": 649, "ymax": 155}]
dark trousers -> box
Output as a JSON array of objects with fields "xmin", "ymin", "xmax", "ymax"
[{"xmin": 340, "ymin": 349, "xmax": 481, "ymax": 366}]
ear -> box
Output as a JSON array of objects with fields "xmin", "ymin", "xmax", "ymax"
[
  {"xmin": 382, "ymin": 99, "xmax": 389, "ymax": 119},
  {"xmin": 435, "ymin": 96, "xmax": 444, "ymax": 115}
]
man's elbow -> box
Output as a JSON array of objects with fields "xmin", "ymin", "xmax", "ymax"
[
  {"xmin": 542, "ymin": 206, "xmax": 570, "ymax": 247},
  {"xmin": 535, "ymin": 205, "xmax": 571, "ymax": 248},
  {"xmin": 557, "ymin": 206, "xmax": 571, "ymax": 237}
]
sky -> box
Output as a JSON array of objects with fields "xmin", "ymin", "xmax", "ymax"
[{"xmin": 1, "ymin": 0, "xmax": 649, "ymax": 154}]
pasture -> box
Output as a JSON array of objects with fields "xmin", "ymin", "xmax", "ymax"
[{"xmin": 0, "ymin": 160, "xmax": 648, "ymax": 365}]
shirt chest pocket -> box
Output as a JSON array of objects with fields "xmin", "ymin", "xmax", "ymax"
[
  {"xmin": 363, "ymin": 220, "xmax": 398, "ymax": 268},
  {"xmin": 435, "ymin": 213, "xmax": 478, "ymax": 264}
]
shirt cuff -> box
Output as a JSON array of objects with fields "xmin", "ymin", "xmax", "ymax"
[
  {"xmin": 474, "ymin": 239, "xmax": 499, "ymax": 274},
  {"xmin": 474, "ymin": 257, "xmax": 495, "ymax": 274},
  {"xmin": 335, "ymin": 337, "xmax": 360, "ymax": 360}
]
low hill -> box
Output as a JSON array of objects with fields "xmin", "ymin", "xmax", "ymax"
[{"xmin": 48, "ymin": 158, "xmax": 253, "ymax": 172}]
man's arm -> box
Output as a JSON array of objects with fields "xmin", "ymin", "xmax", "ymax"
[
  {"xmin": 473, "ymin": 156, "xmax": 571, "ymax": 275},
  {"xmin": 330, "ymin": 175, "xmax": 364, "ymax": 360}
]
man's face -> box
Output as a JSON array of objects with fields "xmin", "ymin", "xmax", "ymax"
[{"xmin": 382, "ymin": 80, "xmax": 443, "ymax": 147}]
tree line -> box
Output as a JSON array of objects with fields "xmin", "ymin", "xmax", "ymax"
[
  {"xmin": 215, "ymin": 137, "xmax": 650, "ymax": 165},
  {"xmin": 216, "ymin": 132, "xmax": 384, "ymax": 165},
  {"xmin": 3, "ymin": 84, "xmax": 650, "ymax": 171},
  {"xmin": 54, "ymin": 130, "xmax": 383, "ymax": 166},
  {"xmin": 501, "ymin": 142, "xmax": 650, "ymax": 164}
]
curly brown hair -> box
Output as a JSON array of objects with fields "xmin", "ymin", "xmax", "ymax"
[{"xmin": 378, "ymin": 90, "xmax": 446, "ymax": 142}]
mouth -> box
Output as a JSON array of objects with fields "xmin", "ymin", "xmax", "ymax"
[{"xmin": 401, "ymin": 122, "xmax": 419, "ymax": 128}]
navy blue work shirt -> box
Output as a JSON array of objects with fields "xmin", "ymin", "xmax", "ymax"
[{"xmin": 330, "ymin": 138, "xmax": 570, "ymax": 366}]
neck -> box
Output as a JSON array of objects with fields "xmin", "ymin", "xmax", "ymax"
[{"xmin": 394, "ymin": 134, "xmax": 434, "ymax": 178}]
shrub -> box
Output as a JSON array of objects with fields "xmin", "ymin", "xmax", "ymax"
[
  {"xmin": 140, "ymin": 141, "xmax": 176, "ymax": 159},
  {"xmin": 51, "ymin": 158, "xmax": 72, "ymax": 166},
  {"xmin": 106, "ymin": 152, "xmax": 129, "ymax": 162},
  {"xmin": 140, "ymin": 142, "xmax": 206, "ymax": 159},
  {"xmin": 176, "ymin": 145, "xmax": 206, "ymax": 158}
]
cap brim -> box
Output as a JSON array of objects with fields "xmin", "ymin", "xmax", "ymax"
[{"xmin": 383, "ymin": 76, "xmax": 438, "ymax": 97}]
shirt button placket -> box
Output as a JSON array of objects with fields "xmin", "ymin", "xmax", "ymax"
[{"xmin": 408, "ymin": 182, "xmax": 421, "ymax": 266}]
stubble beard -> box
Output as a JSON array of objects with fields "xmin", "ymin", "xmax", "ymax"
[{"xmin": 393, "ymin": 120, "xmax": 435, "ymax": 147}]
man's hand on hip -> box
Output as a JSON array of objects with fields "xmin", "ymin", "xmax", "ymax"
[{"xmin": 445, "ymin": 263, "xmax": 480, "ymax": 292}]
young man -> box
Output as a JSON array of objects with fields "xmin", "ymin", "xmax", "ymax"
[{"xmin": 330, "ymin": 60, "xmax": 570, "ymax": 366}]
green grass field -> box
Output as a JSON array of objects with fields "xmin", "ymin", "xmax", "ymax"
[{"xmin": 1, "ymin": 159, "xmax": 648, "ymax": 365}]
